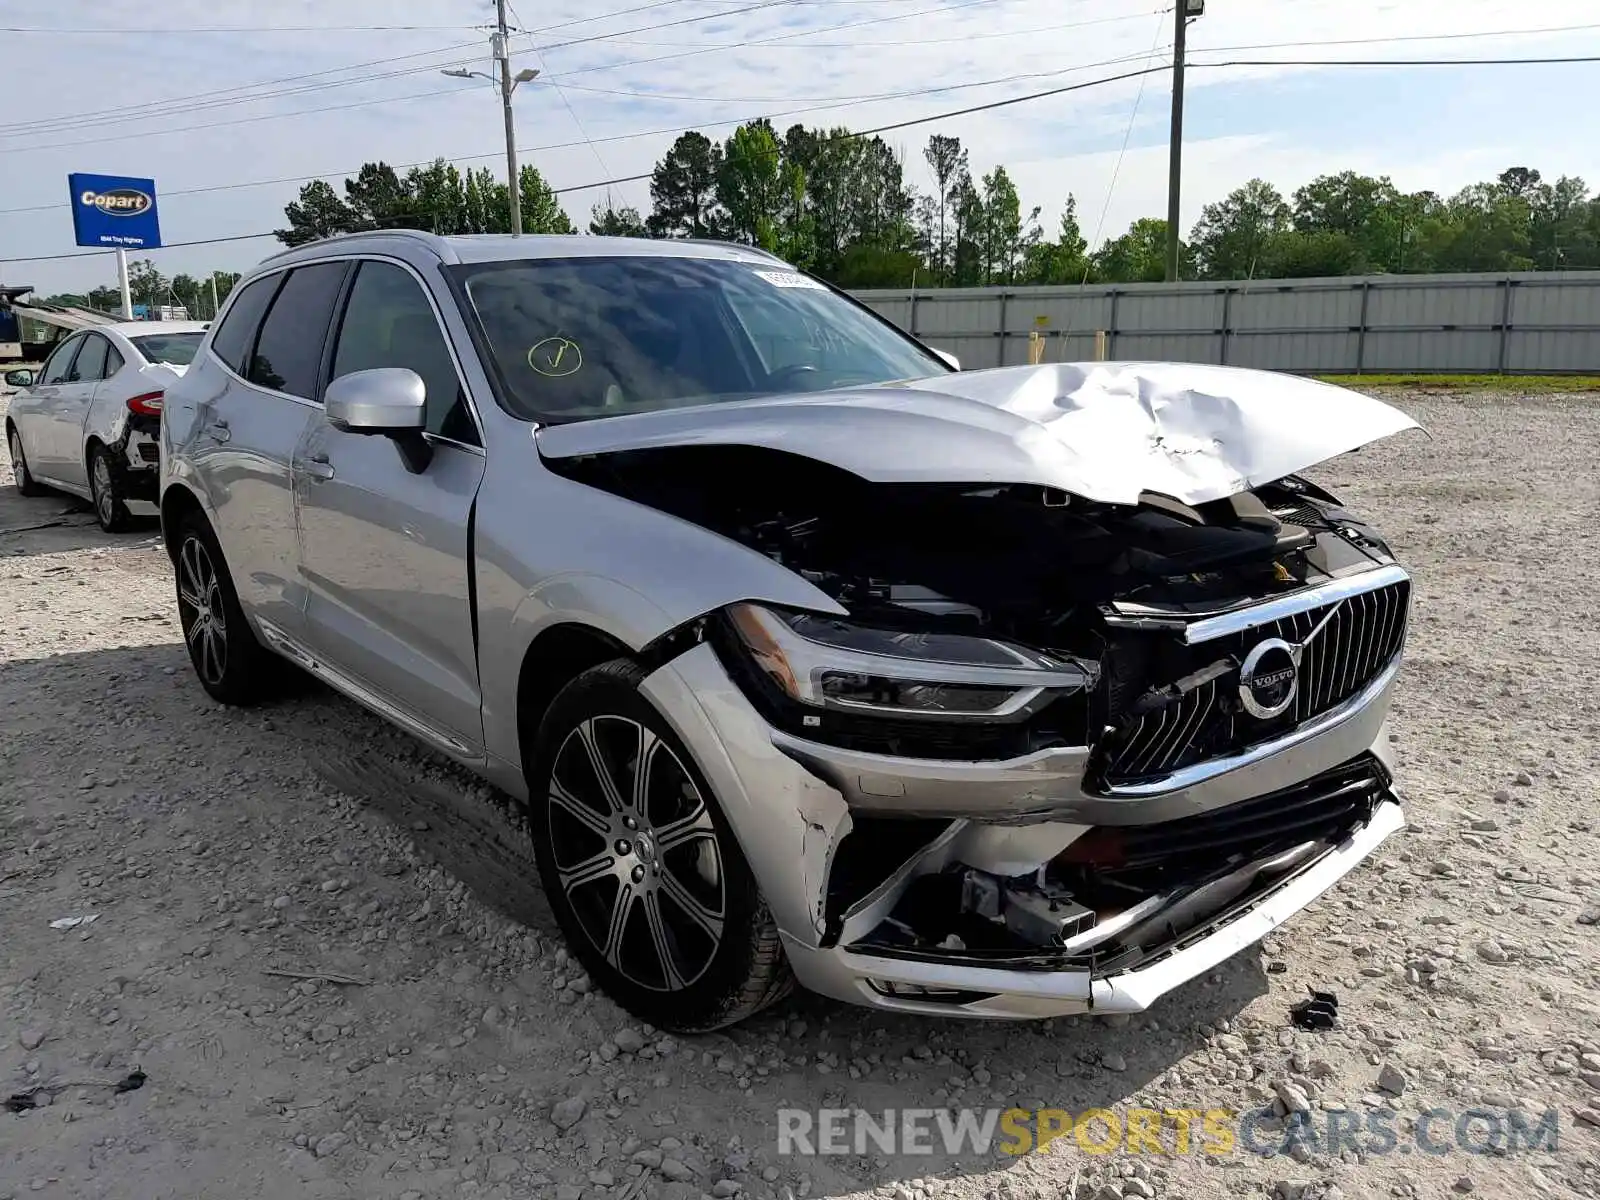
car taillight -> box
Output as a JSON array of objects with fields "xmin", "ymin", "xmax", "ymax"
[{"xmin": 127, "ymin": 391, "xmax": 164, "ymax": 416}]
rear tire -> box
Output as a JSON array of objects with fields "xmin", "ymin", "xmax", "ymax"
[
  {"xmin": 173, "ymin": 511, "xmax": 277, "ymax": 706},
  {"xmin": 526, "ymin": 659, "xmax": 793, "ymax": 1032},
  {"xmin": 88, "ymin": 443, "xmax": 132, "ymax": 532},
  {"xmin": 8, "ymin": 425, "xmax": 46, "ymax": 497}
]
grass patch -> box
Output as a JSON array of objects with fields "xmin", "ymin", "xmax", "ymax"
[{"xmin": 1316, "ymin": 373, "xmax": 1600, "ymax": 392}]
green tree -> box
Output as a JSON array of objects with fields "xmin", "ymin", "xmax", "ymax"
[
  {"xmin": 647, "ymin": 132, "xmax": 724, "ymax": 239},
  {"xmin": 1094, "ymin": 218, "xmax": 1188, "ymax": 282},
  {"xmin": 275, "ymin": 179, "xmax": 358, "ymax": 246},
  {"xmin": 344, "ymin": 162, "xmax": 411, "ymax": 229},
  {"xmin": 1527, "ymin": 174, "xmax": 1598, "ymax": 268},
  {"xmin": 86, "ymin": 285, "xmax": 121, "ymax": 311},
  {"xmin": 1023, "ymin": 196, "xmax": 1091, "ymax": 284},
  {"xmin": 589, "ymin": 201, "xmax": 649, "ymax": 237},
  {"xmin": 976, "ymin": 166, "xmax": 1033, "ymax": 285},
  {"xmin": 1260, "ymin": 229, "xmax": 1364, "ymax": 278},
  {"xmin": 171, "ymin": 273, "xmax": 201, "ymax": 316},
  {"xmin": 718, "ymin": 120, "xmax": 784, "ymax": 250},
  {"xmin": 126, "ymin": 259, "xmax": 167, "ymax": 309},
  {"xmin": 518, "ymin": 164, "xmax": 576, "ymax": 234},
  {"xmin": 922, "ymin": 134, "xmax": 968, "ymax": 284},
  {"xmin": 1191, "ymin": 179, "xmax": 1292, "ymax": 279}
]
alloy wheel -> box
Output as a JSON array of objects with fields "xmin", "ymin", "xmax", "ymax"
[
  {"xmin": 9, "ymin": 431, "xmax": 26, "ymax": 481},
  {"xmin": 176, "ymin": 536, "xmax": 228, "ymax": 687},
  {"xmin": 545, "ymin": 715, "xmax": 725, "ymax": 991},
  {"xmin": 92, "ymin": 452, "xmax": 115, "ymax": 526}
]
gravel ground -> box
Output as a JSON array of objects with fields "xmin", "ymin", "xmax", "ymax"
[{"xmin": 2, "ymin": 388, "xmax": 1599, "ymax": 1200}]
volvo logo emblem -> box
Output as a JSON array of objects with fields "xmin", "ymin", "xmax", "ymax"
[{"xmin": 1238, "ymin": 637, "xmax": 1301, "ymax": 719}]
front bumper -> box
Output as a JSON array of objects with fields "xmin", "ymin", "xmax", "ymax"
[
  {"xmin": 783, "ymin": 797, "xmax": 1402, "ymax": 1019},
  {"xmin": 641, "ymin": 641, "xmax": 1404, "ymax": 1019}
]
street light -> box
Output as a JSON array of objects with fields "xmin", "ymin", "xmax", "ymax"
[{"xmin": 440, "ymin": 3, "xmax": 541, "ymax": 236}]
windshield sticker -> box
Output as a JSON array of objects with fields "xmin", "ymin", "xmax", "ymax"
[
  {"xmin": 528, "ymin": 337, "xmax": 583, "ymax": 378},
  {"xmin": 752, "ymin": 269, "xmax": 826, "ymax": 291}
]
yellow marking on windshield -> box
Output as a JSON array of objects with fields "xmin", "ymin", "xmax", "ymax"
[{"xmin": 528, "ymin": 337, "xmax": 583, "ymax": 378}]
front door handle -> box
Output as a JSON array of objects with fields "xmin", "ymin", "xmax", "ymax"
[{"xmin": 302, "ymin": 451, "xmax": 335, "ymax": 481}]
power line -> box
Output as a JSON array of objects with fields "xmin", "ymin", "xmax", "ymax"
[
  {"xmin": 554, "ymin": 44, "xmax": 1173, "ymax": 105},
  {"xmin": 577, "ymin": 7, "xmax": 1161, "ymax": 49},
  {"xmin": 0, "ymin": 60, "xmax": 1175, "ymax": 264},
  {"xmin": 0, "ymin": 24, "xmax": 483, "ymax": 33},
  {"xmin": 531, "ymin": 0, "xmax": 1000, "ymax": 80},
  {"xmin": 4, "ymin": 2, "xmax": 793, "ymax": 138},
  {"xmin": 9, "ymin": 40, "xmax": 488, "ymax": 139},
  {"xmin": 7, "ymin": 49, "xmax": 1598, "ymax": 258},
  {"xmin": 1190, "ymin": 53, "xmax": 1600, "ymax": 67},
  {"xmin": 538, "ymin": 0, "xmax": 805, "ymax": 53},
  {"xmin": 0, "ymin": 46, "xmax": 1173, "ymax": 217},
  {"xmin": 1, "ymin": 232, "xmax": 280, "ymax": 265},
  {"xmin": 9, "ymin": 85, "xmax": 476, "ymax": 155},
  {"xmin": 1089, "ymin": 11, "xmax": 1169, "ymax": 255},
  {"xmin": 1191, "ymin": 23, "xmax": 1600, "ymax": 55},
  {"xmin": 549, "ymin": 63, "xmax": 1178, "ymax": 197}
]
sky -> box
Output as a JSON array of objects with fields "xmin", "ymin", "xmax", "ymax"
[{"xmin": 3, "ymin": 0, "xmax": 1599, "ymax": 295}]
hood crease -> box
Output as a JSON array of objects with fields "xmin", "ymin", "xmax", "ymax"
[{"xmin": 534, "ymin": 362, "xmax": 1420, "ymax": 507}]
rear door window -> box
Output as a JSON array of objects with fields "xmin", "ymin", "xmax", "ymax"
[
  {"xmin": 247, "ymin": 263, "xmax": 348, "ymax": 400},
  {"xmin": 68, "ymin": 334, "xmax": 109, "ymax": 383},
  {"xmin": 209, "ymin": 274, "xmax": 281, "ymax": 376}
]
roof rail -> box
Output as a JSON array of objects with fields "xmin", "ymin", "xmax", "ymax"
[
  {"xmin": 257, "ymin": 227, "xmax": 451, "ymax": 265},
  {"xmin": 676, "ymin": 237, "xmax": 787, "ymax": 264}
]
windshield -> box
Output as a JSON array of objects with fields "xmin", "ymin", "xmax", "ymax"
[
  {"xmin": 451, "ymin": 255, "xmax": 946, "ymax": 422},
  {"xmin": 130, "ymin": 332, "xmax": 203, "ymax": 366}
]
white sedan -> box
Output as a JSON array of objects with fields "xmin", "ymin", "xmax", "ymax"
[{"xmin": 4, "ymin": 321, "xmax": 207, "ymax": 531}]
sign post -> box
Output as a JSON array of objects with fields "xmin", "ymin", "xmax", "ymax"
[{"xmin": 66, "ymin": 173, "xmax": 162, "ymax": 321}]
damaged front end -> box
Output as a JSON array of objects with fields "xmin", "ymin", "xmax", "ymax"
[{"xmin": 546, "ymin": 364, "xmax": 1416, "ymax": 1015}]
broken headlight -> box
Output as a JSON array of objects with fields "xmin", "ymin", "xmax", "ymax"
[{"xmin": 726, "ymin": 603, "xmax": 1093, "ymax": 722}]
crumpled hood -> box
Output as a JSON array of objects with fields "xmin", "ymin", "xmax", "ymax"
[{"xmin": 534, "ymin": 361, "xmax": 1420, "ymax": 507}]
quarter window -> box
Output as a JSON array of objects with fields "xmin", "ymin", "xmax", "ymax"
[
  {"xmin": 247, "ymin": 263, "xmax": 348, "ymax": 400},
  {"xmin": 38, "ymin": 336, "xmax": 83, "ymax": 385},
  {"xmin": 331, "ymin": 260, "xmax": 475, "ymax": 443},
  {"xmin": 68, "ymin": 335, "xmax": 109, "ymax": 383},
  {"xmin": 209, "ymin": 274, "xmax": 281, "ymax": 376}
]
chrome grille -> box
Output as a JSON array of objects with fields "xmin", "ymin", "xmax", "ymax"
[{"xmin": 1103, "ymin": 578, "xmax": 1410, "ymax": 782}]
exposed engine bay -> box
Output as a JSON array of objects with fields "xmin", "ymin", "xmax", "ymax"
[
  {"xmin": 547, "ymin": 443, "xmax": 1395, "ymax": 643},
  {"xmin": 549, "ymin": 441, "xmax": 1407, "ymax": 970}
]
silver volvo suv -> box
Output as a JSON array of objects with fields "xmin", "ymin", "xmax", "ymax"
[{"xmin": 160, "ymin": 231, "xmax": 1418, "ymax": 1031}]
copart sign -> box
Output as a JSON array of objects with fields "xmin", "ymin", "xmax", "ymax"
[{"xmin": 67, "ymin": 173, "xmax": 163, "ymax": 249}]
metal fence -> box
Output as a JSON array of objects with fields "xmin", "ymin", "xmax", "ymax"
[{"xmin": 852, "ymin": 271, "xmax": 1600, "ymax": 375}]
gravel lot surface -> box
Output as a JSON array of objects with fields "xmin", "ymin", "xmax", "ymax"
[{"xmin": 2, "ymin": 388, "xmax": 1598, "ymax": 1200}]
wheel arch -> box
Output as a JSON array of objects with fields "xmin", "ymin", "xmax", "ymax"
[
  {"xmin": 159, "ymin": 482, "xmax": 208, "ymax": 562},
  {"xmin": 515, "ymin": 621, "xmax": 636, "ymax": 773}
]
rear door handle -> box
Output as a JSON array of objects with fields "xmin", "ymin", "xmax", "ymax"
[
  {"xmin": 204, "ymin": 418, "xmax": 230, "ymax": 443},
  {"xmin": 302, "ymin": 451, "xmax": 335, "ymax": 481}
]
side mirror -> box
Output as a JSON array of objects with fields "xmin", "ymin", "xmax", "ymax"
[
  {"xmin": 325, "ymin": 367, "xmax": 431, "ymax": 473},
  {"xmin": 5, "ymin": 369, "xmax": 35, "ymax": 388},
  {"xmin": 931, "ymin": 349, "xmax": 960, "ymax": 371}
]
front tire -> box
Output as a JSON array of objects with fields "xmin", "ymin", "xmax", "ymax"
[
  {"xmin": 8, "ymin": 425, "xmax": 46, "ymax": 497},
  {"xmin": 88, "ymin": 443, "xmax": 132, "ymax": 532},
  {"xmin": 173, "ymin": 512, "xmax": 276, "ymax": 706},
  {"xmin": 526, "ymin": 660, "xmax": 793, "ymax": 1032}
]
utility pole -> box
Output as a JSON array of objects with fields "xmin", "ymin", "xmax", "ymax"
[
  {"xmin": 495, "ymin": 0, "xmax": 521, "ymax": 237},
  {"xmin": 443, "ymin": 9, "xmax": 539, "ymax": 237},
  {"xmin": 208, "ymin": 273, "xmax": 219, "ymax": 320},
  {"xmin": 1166, "ymin": 0, "xmax": 1202, "ymax": 282}
]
